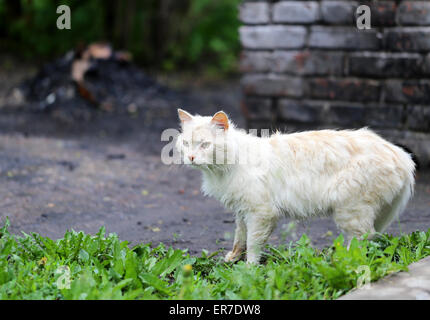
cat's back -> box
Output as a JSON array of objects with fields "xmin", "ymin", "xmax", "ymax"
[
  {"xmin": 275, "ymin": 127, "xmax": 378, "ymax": 145},
  {"xmin": 270, "ymin": 127, "xmax": 378, "ymax": 156},
  {"xmin": 268, "ymin": 128, "xmax": 413, "ymax": 175}
]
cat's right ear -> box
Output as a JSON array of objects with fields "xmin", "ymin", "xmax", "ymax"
[{"xmin": 178, "ymin": 108, "xmax": 193, "ymax": 124}]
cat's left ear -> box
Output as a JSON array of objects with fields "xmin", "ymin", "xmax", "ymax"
[
  {"xmin": 211, "ymin": 111, "xmax": 229, "ymax": 131},
  {"xmin": 178, "ymin": 108, "xmax": 193, "ymax": 123}
]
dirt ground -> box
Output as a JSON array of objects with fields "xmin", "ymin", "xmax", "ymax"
[{"xmin": 1, "ymin": 67, "xmax": 429, "ymax": 256}]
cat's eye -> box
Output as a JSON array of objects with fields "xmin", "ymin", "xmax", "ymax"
[
  {"xmin": 183, "ymin": 140, "xmax": 189, "ymax": 147},
  {"xmin": 200, "ymin": 142, "xmax": 211, "ymax": 149}
]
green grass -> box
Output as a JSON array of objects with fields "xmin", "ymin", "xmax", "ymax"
[{"xmin": 1, "ymin": 218, "xmax": 429, "ymax": 300}]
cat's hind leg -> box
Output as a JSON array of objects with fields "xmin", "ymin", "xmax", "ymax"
[
  {"xmin": 225, "ymin": 215, "xmax": 247, "ymax": 262},
  {"xmin": 246, "ymin": 214, "xmax": 278, "ymax": 264},
  {"xmin": 333, "ymin": 203, "xmax": 377, "ymax": 247}
]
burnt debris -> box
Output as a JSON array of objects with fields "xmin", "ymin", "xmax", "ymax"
[{"xmin": 19, "ymin": 43, "xmax": 177, "ymax": 122}]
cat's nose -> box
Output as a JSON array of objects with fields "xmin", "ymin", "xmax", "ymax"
[{"xmin": 188, "ymin": 155, "xmax": 195, "ymax": 162}]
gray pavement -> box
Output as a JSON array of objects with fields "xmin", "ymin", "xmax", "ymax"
[{"xmin": 340, "ymin": 256, "xmax": 430, "ymax": 300}]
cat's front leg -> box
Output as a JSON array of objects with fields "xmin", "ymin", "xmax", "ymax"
[
  {"xmin": 246, "ymin": 214, "xmax": 277, "ymax": 264},
  {"xmin": 225, "ymin": 215, "xmax": 247, "ymax": 262}
]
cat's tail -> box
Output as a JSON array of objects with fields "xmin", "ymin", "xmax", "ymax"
[{"xmin": 374, "ymin": 169, "xmax": 415, "ymax": 234}]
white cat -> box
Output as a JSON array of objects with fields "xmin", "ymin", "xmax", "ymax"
[{"xmin": 175, "ymin": 109, "xmax": 415, "ymax": 263}]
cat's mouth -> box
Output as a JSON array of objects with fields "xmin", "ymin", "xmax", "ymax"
[
  {"xmin": 187, "ymin": 161, "xmax": 211, "ymax": 169},
  {"xmin": 188, "ymin": 162, "xmax": 204, "ymax": 167}
]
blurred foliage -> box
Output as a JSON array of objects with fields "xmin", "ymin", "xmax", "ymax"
[
  {"xmin": 2, "ymin": 216, "xmax": 430, "ymax": 300},
  {"xmin": 0, "ymin": 0, "xmax": 242, "ymax": 74}
]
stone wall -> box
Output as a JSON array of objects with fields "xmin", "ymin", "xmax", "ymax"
[{"xmin": 239, "ymin": 0, "xmax": 430, "ymax": 168}]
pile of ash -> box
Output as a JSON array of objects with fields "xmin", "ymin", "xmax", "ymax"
[{"xmin": 19, "ymin": 43, "xmax": 177, "ymax": 123}]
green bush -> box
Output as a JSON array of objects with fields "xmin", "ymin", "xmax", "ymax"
[
  {"xmin": 1, "ymin": 218, "xmax": 430, "ymax": 300},
  {"xmin": 0, "ymin": 0, "xmax": 241, "ymax": 74},
  {"xmin": 162, "ymin": 0, "xmax": 241, "ymax": 73}
]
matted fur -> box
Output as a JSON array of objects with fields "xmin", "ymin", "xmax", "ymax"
[{"xmin": 175, "ymin": 109, "xmax": 416, "ymax": 263}]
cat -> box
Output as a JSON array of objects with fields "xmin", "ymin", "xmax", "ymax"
[{"xmin": 175, "ymin": 108, "xmax": 415, "ymax": 263}]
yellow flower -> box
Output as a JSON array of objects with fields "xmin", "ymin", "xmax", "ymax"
[
  {"xmin": 183, "ymin": 264, "xmax": 193, "ymax": 276},
  {"xmin": 38, "ymin": 257, "xmax": 47, "ymax": 266}
]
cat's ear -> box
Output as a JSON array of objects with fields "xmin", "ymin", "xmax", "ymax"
[
  {"xmin": 211, "ymin": 111, "xmax": 229, "ymax": 131},
  {"xmin": 178, "ymin": 108, "xmax": 193, "ymax": 123}
]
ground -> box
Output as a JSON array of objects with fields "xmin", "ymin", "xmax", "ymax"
[{"xmin": 0, "ymin": 65, "xmax": 429, "ymax": 256}]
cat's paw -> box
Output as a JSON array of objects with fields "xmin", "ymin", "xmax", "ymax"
[
  {"xmin": 224, "ymin": 251, "xmax": 240, "ymax": 263},
  {"xmin": 246, "ymin": 253, "xmax": 261, "ymax": 264},
  {"xmin": 246, "ymin": 258, "xmax": 259, "ymax": 264}
]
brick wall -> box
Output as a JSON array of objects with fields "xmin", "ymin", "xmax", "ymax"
[{"xmin": 239, "ymin": 0, "xmax": 430, "ymax": 168}]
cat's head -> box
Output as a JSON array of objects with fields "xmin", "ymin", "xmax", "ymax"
[{"xmin": 176, "ymin": 109, "xmax": 231, "ymax": 167}]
